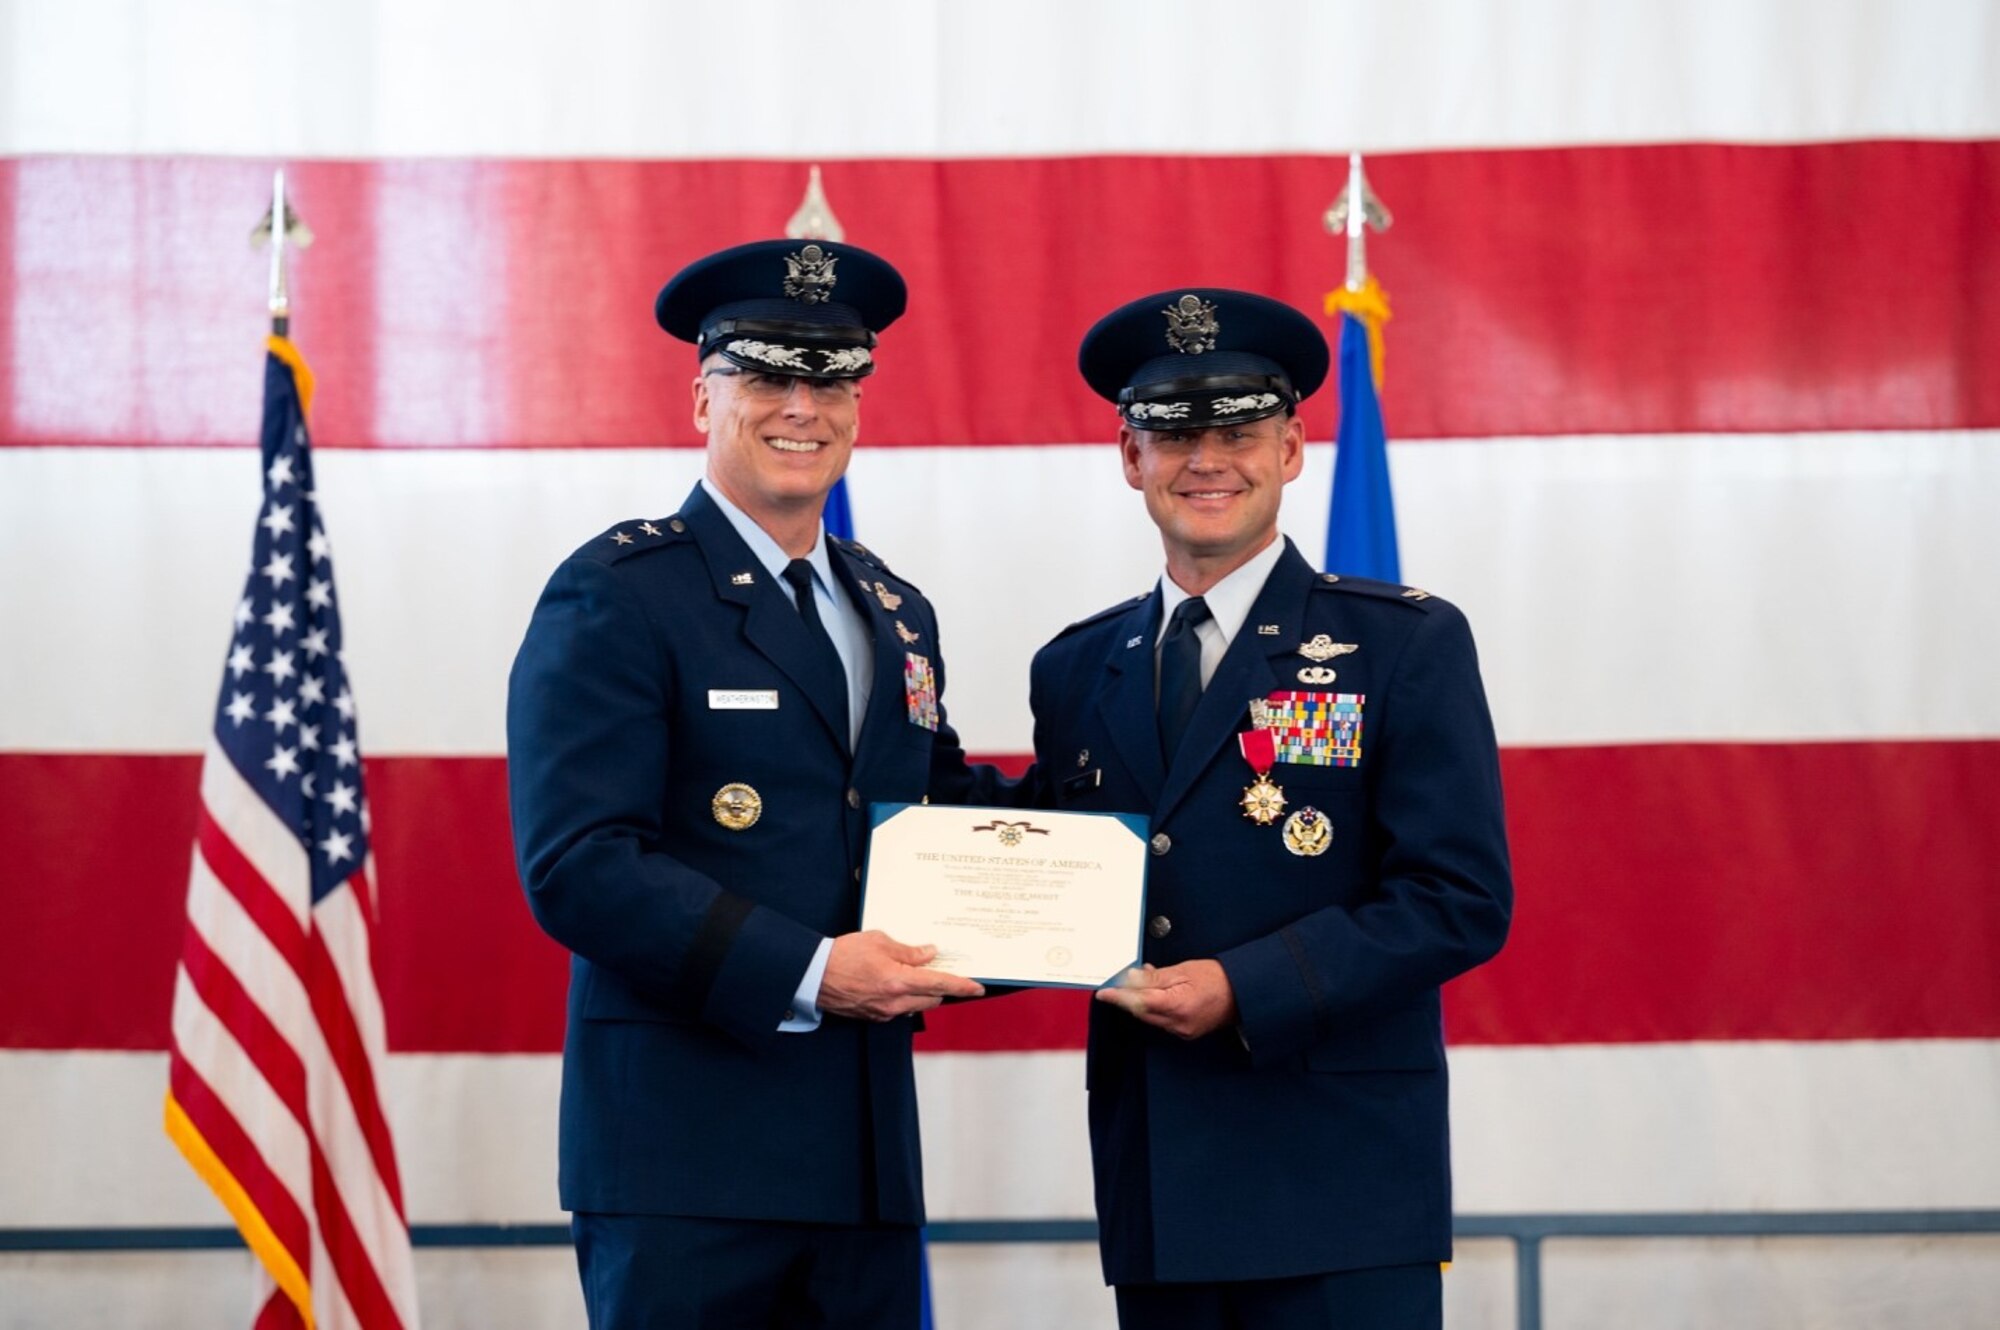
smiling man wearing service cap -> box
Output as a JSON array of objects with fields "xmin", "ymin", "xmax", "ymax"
[
  {"xmin": 1027, "ymin": 287, "xmax": 1514, "ymax": 1329},
  {"xmin": 507, "ymin": 239, "xmax": 1009, "ymax": 1329}
]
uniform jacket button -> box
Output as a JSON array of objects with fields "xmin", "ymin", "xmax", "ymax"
[
  {"xmin": 1148, "ymin": 915, "xmax": 1173, "ymax": 939},
  {"xmin": 846, "ymin": 788, "xmax": 861, "ymax": 809},
  {"xmin": 1150, "ymin": 832, "xmax": 1172, "ymax": 856}
]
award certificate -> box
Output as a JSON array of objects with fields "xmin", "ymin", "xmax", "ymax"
[{"xmin": 860, "ymin": 804, "xmax": 1149, "ymax": 988}]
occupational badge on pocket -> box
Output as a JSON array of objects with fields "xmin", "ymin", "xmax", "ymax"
[{"xmin": 904, "ymin": 652, "xmax": 939, "ymax": 730}]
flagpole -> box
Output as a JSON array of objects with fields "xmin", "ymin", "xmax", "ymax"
[{"xmin": 253, "ymin": 168, "xmax": 313, "ymax": 337}]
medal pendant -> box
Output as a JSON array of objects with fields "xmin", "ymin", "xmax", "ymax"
[{"xmin": 1240, "ymin": 773, "xmax": 1287, "ymax": 825}]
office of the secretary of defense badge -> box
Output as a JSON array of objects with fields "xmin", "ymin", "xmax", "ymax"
[
  {"xmin": 1282, "ymin": 807, "xmax": 1332, "ymax": 857},
  {"xmin": 712, "ymin": 782, "xmax": 763, "ymax": 831}
]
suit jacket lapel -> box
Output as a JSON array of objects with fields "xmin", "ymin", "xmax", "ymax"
[
  {"xmin": 831, "ymin": 542, "xmax": 906, "ymax": 767},
  {"xmin": 680, "ymin": 485, "xmax": 850, "ymax": 751},
  {"xmin": 1154, "ymin": 542, "xmax": 1318, "ymax": 826},
  {"xmin": 1096, "ymin": 590, "xmax": 1168, "ymax": 803}
]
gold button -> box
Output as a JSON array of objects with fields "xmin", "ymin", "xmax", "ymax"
[
  {"xmin": 1148, "ymin": 915, "xmax": 1172, "ymax": 939},
  {"xmin": 1322, "ymin": 573, "xmax": 1340, "ymax": 583},
  {"xmin": 669, "ymin": 518, "xmax": 686, "ymax": 533},
  {"xmin": 1149, "ymin": 833, "xmax": 1171, "ymax": 856}
]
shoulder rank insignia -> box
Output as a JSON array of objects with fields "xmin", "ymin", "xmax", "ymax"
[{"xmin": 1401, "ymin": 587, "xmax": 1433, "ymax": 601}]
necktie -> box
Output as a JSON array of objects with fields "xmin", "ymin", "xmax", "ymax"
[
  {"xmin": 783, "ymin": 558, "xmax": 850, "ymax": 744},
  {"xmin": 1157, "ymin": 595, "xmax": 1212, "ymax": 762}
]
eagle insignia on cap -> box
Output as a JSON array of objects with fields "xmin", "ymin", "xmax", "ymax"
[
  {"xmin": 783, "ymin": 244, "xmax": 839, "ymax": 304},
  {"xmin": 1162, "ymin": 294, "xmax": 1220, "ymax": 354}
]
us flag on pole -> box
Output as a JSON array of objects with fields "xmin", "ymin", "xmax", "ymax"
[{"xmin": 164, "ymin": 336, "xmax": 420, "ymax": 1330}]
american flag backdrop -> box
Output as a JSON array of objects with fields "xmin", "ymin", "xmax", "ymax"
[
  {"xmin": 165, "ymin": 338, "xmax": 418, "ymax": 1329},
  {"xmin": 2, "ymin": 3, "xmax": 1998, "ymax": 1327}
]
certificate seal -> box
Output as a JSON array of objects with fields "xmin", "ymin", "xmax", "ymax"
[
  {"xmin": 711, "ymin": 782, "xmax": 763, "ymax": 831},
  {"xmin": 1045, "ymin": 946, "xmax": 1072, "ymax": 968}
]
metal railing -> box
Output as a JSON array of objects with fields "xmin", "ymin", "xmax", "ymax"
[{"xmin": 6, "ymin": 1211, "xmax": 1998, "ymax": 1330}]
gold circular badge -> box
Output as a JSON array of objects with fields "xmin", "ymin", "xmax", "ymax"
[
  {"xmin": 1282, "ymin": 807, "xmax": 1332, "ymax": 857},
  {"xmin": 1240, "ymin": 774, "xmax": 1287, "ymax": 826},
  {"xmin": 712, "ymin": 782, "xmax": 763, "ymax": 831}
]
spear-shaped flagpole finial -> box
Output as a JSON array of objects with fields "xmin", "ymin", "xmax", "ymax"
[
  {"xmin": 250, "ymin": 169, "xmax": 315, "ymax": 334},
  {"xmin": 785, "ymin": 165, "xmax": 846, "ymax": 243},
  {"xmin": 1322, "ymin": 152, "xmax": 1391, "ymax": 292}
]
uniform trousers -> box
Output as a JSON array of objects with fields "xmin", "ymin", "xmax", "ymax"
[
  {"xmin": 573, "ymin": 1211, "xmax": 921, "ymax": 1330},
  {"xmin": 1113, "ymin": 1262, "xmax": 1441, "ymax": 1330}
]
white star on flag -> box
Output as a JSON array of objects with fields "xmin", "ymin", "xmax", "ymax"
[
  {"xmin": 318, "ymin": 829, "xmax": 355, "ymax": 865},
  {"xmin": 324, "ymin": 780, "xmax": 359, "ymax": 816},
  {"xmin": 224, "ymin": 692, "xmax": 257, "ymax": 726},
  {"xmin": 299, "ymin": 675, "xmax": 326, "ymax": 706},
  {"xmin": 266, "ymin": 454, "xmax": 295, "ymax": 488},
  {"xmin": 260, "ymin": 551, "xmax": 295, "ymax": 587},
  {"xmin": 263, "ymin": 649, "xmax": 297, "ymax": 685},
  {"xmin": 261, "ymin": 503, "xmax": 295, "ymax": 537},
  {"xmin": 265, "ymin": 744, "xmax": 300, "ymax": 780},
  {"xmin": 262, "ymin": 601, "xmax": 297, "ymax": 633},
  {"xmin": 330, "ymin": 735, "xmax": 359, "ymax": 769},
  {"xmin": 301, "ymin": 626, "xmax": 330, "ymax": 659},
  {"xmin": 305, "ymin": 578, "xmax": 332, "ymax": 609},
  {"xmin": 227, "ymin": 643, "xmax": 256, "ymax": 678},
  {"xmin": 265, "ymin": 697, "xmax": 298, "ymax": 733}
]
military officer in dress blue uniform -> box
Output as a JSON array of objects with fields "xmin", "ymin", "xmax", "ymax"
[
  {"xmin": 507, "ymin": 239, "xmax": 1006, "ymax": 1329},
  {"xmin": 1029, "ymin": 289, "xmax": 1514, "ymax": 1329}
]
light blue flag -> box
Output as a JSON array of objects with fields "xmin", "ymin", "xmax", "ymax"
[{"xmin": 1323, "ymin": 312, "xmax": 1400, "ymax": 582}]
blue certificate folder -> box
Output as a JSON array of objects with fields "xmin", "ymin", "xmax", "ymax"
[{"xmin": 862, "ymin": 803, "xmax": 1150, "ymax": 990}]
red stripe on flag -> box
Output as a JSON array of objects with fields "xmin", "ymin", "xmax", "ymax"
[
  {"xmin": 7, "ymin": 741, "xmax": 1999, "ymax": 1051},
  {"xmin": 178, "ymin": 922, "xmax": 309, "ymax": 1125},
  {"xmin": 197, "ymin": 806, "xmax": 309, "ymax": 971},
  {"xmin": 3, "ymin": 142, "xmax": 1996, "ymax": 450},
  {"xmin": 307, "ymin": 917, "xmax": 407, "ymax": 1218},
  {"xmin": 167, "ymin": 1052, "xmax": 313, "ymax": 1266},
  {"xmin": 309, "ymin": 1143, "xmax": 408, "ymax": 1330}
]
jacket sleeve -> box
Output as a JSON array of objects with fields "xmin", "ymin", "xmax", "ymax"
[
  {"xmin": 506, "ymin": 555, "xmax": 821, "ymax": 1050},
  {"xmin": 1219, "ymin": 601, "xmax": 1514, "ymax": 1066},
  {"xmin": 922, "ymin": 615, "xmax": 1038, "ymax": 810}
]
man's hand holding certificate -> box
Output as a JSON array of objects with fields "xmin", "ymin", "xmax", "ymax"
[{"xmin": 860, "ymin": 805, "xmax": 1150, "ymax": 988}]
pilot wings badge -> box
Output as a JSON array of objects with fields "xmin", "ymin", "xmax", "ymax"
[{"xmin": 1298, "ymin": 635, "xmax": 1360, "ymax": 663}]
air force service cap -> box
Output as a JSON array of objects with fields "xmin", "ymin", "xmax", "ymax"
[
  {"xmin": 656, "ymin": 239, "xmax": 908, "ymax": 380},
  {"xmin": 1079, "ymin": 288, "xmax": 1330, "ymax": 430}
]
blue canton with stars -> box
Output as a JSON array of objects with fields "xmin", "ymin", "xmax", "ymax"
[{"xmin": 212, "ymin": 348, "xmax": 369, "ymax": 903}]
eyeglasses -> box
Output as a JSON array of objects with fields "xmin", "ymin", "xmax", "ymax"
[{"xmin": 704, "ymin": 367, "xmax": 858, "ymax": 405}]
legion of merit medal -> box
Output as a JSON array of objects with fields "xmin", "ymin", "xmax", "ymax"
[{"xmin": 1237, "ymin": 725, "xmax": 1286, "ymax": 825}]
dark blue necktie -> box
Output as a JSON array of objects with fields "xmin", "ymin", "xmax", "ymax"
[
  {"xmin": 1157, "ymin": 595, "xmax": 1212, "ymax": 762},
  {"xmin": 783, "ymin": 558, "xmax": 850, "ymax": 743}
]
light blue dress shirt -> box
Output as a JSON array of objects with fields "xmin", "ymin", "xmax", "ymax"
[{"xmin": 700, "ymin": 479, "xmax": 872, "ymax": 1031}]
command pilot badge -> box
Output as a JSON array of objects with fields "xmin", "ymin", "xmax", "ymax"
[{"xmin": 712, "ymin": 782, "xmax": 763, "ymax": 831}]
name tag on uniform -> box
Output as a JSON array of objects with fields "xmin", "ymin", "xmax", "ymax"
[{"xmin": 708, "ymin": 689, "xmax": 779, "ymax": 710}]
